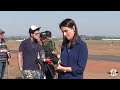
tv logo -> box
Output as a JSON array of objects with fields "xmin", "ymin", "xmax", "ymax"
[{"xmin": 108, "ymin": 69, "xmax": 118, "ymax": 76}]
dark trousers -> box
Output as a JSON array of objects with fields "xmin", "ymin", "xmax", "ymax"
[{"xmin": 0, "ymin": 62, "xmax": 6, "ymax": 79}]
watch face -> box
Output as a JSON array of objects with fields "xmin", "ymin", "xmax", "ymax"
[{"xmin": 64, "ymin": 68, "xmax": 67, "ymax": 72}]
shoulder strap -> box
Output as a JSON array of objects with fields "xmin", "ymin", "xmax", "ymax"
[{"xmin": 31, "ymin": 41, "xmax": 35, "ymax": 53}]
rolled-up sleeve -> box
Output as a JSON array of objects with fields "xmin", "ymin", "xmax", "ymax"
[{"xmin": 71, "ymin": 42, "xmax": 88, "ymax": 76}]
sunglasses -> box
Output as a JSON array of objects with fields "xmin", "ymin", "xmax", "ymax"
[{"xmin": 33, "ymin": 33, "xmax": 40, "ymax": 35}]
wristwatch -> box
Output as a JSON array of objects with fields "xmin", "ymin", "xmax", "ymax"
[{"xmin": 63, "ymin": 67, "xmax": 67, "ymax": 72}]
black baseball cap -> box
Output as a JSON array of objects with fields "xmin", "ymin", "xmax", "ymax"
[
  {"xmin": 40, "ymin": 32, "xmax": 47, "ymax": 39},
  {"xmin": 0, "ymin": 29, "xmax": 5, "ymax": 34}
]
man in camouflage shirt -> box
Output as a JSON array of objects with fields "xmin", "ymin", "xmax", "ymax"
[
  {"xmin": 43, "ymin": 31, "xmax": 60, "ymax": 79},
  {"xmin": 45, "ymin": 31, "xmax": 60, "ymax": 59}
]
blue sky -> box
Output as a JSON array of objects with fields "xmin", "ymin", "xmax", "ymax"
[{"xmin": 0, "ymin": 11, "xmax": 120, "ymax": 37}]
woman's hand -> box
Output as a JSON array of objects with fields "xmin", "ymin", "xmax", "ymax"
[
  {"xmin": 55, "ymin": 64, "xmax": 72, "ymax": 72},
  {"xmin": 55, "ymin": 64, "xmax": 64, "ymax": 71}
]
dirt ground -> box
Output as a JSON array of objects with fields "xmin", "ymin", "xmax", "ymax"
[
  {"xmin": 84, "ymin": 60, "xmax": 120, "ymax": 79},
  {"xmin": 4, "ymin": 54, "xmax": 120, "ymax": 79},
  {"xmin": 3, "ymin": 40, "xmax": 120, "ymax": 79}
]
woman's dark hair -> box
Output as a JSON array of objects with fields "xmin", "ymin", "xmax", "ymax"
[{"xmin": 59, "ymin": 18, "xmax": 79, "ymax": 50}]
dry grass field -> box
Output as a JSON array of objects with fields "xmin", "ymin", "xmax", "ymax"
[{"xmin": 3, "ymin": 40, "xmax": 120, "ymax": 79}]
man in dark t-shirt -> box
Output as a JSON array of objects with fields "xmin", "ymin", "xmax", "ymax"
[{"xmin": 17, "ymin": 25, "xmax": 43, "ymax": 79}]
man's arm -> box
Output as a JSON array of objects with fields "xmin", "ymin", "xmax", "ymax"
[
  {"xmin": 17, "ymin": 51, "xmax": 23, "ymax": 70},
  {"xmin": 17, "ymin": 41, "xmax": 25, "ymax": 71},
  {"xmin": 50, "ymin": 41, "xmax": 60, "ymax": 59}
]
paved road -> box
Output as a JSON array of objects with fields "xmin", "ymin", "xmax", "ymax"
[
  {"xmin": 10, "ymin": 50, "xmax": 120, "ymax": 62},
  {"xmin": 89, "ymin": 55, "xmax": 120, "ymax": 62},
  {"xmin": 10, "ymin": 50, "xmax": 18, "ymax": 54}
]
